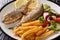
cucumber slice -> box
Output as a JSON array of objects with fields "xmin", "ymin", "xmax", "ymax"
[
  {"xmin": 49, "ymin": 9, "xmax": 56, "ymax": 14},
  {"xmin": 49, "ymin": 9, "xmax": 57, "ymax": 16},
  {"xmin": 56, "ymin": 23, "xmax": 60, "ymax": 31}
]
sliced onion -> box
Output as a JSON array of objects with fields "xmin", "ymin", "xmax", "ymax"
[{"xmin": 43, "ymin": 12, "xmax": 50, "ymax": 20}]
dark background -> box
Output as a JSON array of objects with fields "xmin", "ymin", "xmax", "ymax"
[{"xmin": 0, "ymin": 0, "xmax": 60, "ymax": 40}]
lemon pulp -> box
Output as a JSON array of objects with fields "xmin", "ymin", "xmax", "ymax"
[{"xmin": 15, "ymin": 0, "xmax": 27, "ymax": 8}]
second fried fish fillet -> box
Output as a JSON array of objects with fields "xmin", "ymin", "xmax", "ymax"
[{"xmin": 17, "ymin": 2, "xmax": 43, "ymax": 26}]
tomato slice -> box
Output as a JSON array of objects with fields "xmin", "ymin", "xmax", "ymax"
[
  {"xmin": 42, "ymin": 21, "xmax": 50, "ymax": 27},
  {"xmin": 53, "ymin": 17, "xmax": 60, "ymax": 23}
]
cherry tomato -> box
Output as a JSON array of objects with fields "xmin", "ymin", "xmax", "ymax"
[
  {"xmin": 42, "ymin": 21, "xmax": 50, "ymax": 27},
  {"xmin": 53, "ymin": 17, "xmax": 60, "ymax": 23}
]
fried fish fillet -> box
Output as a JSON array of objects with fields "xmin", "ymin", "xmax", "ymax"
[
  {"xmin": 2, "ymin": 0, "xmax": 30, "ymax": 24},
  {"xmin": 17, "ymin": 2, "xmax": 43, "ymax": 26}
]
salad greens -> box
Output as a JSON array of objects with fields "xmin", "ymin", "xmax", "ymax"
[
  {"xmin": 38, "ymin": 16, "xmax": 45, "ymax": 23},
  {"xmin": 47, "ymin": 20, "xmax": 56, "ymax": 30},
  {"xmin": 37, "ymin": 4, "xmax": 60, "ymax": 31},
  {"xmin": 43, "ymin": 4, "xmax": 50, "ymax": 11},
  {"xmin": 47, "ymin": 20, "xmax": 60, "ymax": 31},
  {"xmin": 43, "ymin": 4, "xmax": 56, "ymax": 16}
]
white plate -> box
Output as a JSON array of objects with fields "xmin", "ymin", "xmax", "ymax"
[{"xmin": 0, "ymin": 0, "xmax": 60, "ymax": 40}]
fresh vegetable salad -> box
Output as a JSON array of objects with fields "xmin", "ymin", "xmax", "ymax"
[{"xmin": 38, "ymin": 4, "xmax": 60, "ymax": 30}]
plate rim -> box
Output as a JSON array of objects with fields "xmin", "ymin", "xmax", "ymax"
[{"xmin": 0, "ymin": 0, "xmax": 60, "ymax": 40}]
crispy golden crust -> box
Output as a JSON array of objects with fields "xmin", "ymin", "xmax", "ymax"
[{"xmin": 3, "ymin": 12, "xmax": 23, "ymax": 24}]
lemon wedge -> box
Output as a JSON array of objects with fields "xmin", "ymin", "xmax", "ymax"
[
  {"xmin": 14, "ymin": 0, "xmax": 27, "ymax": 8},
  {"xmin": 28, "ymin": 0, "xmax": 39, "ymax": 9}
]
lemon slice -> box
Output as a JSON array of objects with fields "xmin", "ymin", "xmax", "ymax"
[
  {"xmin": 14, "ymin": 0, "xmax": 27, "ymax": 8},
  {"xmin": 28, "ymin": 0, "xmax": 39, "ymax": 9}
]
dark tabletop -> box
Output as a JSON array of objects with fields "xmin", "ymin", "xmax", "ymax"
[{"xmin": 0, "ymin": 0, "xmax": 60, "ymax": 40}]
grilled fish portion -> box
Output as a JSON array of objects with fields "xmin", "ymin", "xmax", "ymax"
[{"xmin": 17, "ymin": 3, "xmax": 43, "ymax": 26}]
